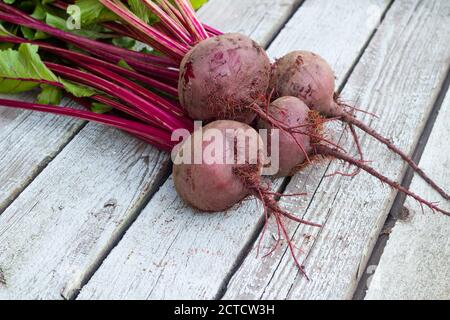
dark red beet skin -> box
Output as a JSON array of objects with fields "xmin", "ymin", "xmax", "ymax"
[
  {"xmin": 173, "ymin": 121, "xmax": 264, "ymax": 212},
  {"xmin": 257, "ymin": 97, "xmax": 312, "ymax": 177},
  {"xmin": 178, "ymin": 33, "xmax": 271, "ymax": 124},
  {"xmin": 270, "ymin": 51, "xmax": 342, "ymax": 117}
]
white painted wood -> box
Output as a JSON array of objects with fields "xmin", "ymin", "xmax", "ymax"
[
  {"xmin": 200, "ymin": 0, "xmax": 303, "ymax": 45},
  {"xmin": 365, "ymin": 89, "xmax": 450, "ymax": 300},
  {"xmin": 0, "ymin": 124, "xmax": 170, "ymax": 300},
  {"xmin": 225, "ymin": 0, "xmax": 450, "ymax": 300},
  {"xmin": 0, "ymin": 93, "xmax": 83, "ymax": 213},
  {"xmin": 78, "ymin": 0, "xmax": 390, "ymax": 300},
  {"xmin": 0, "ymin": 0, "xmax": 302, "ymax": 299},
  {"xmin": 268, "ymin": 0, "xmax": 390, "ymax": 85}
]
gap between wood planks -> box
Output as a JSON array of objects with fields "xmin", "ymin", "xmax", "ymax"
[
  {"xmin": 261, "ymin": 0, "xmax": 306, "ymax": 52},
  {"xmin": 353, "ymin": 66, "xmax": 450, "ymax": 300},
  {"xmin": 214, "ymin": 0, "xmax": 396, "ymax": 300}
]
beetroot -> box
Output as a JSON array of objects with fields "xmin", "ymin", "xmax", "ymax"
[
  {"xmin": 97, "ymin": 3, "xmax": 274, "ymax": 125},
  {"xmin": 178, "ymin": 33, "xmax": 271, "ymax": 123},
  {"xmin": 173, "ymin": 120, "xmax": 321, "ymax": 277},
  {"xmin": 270, "ymin": 51, "xmax": 340, "ymax": 116},
  {"xmin": 270, "ymin": 50, "xmax": 449, "ymax": 200},
  {"xmin": 257, "ymin": 97, "xmax": 449, "ymax": 216},
  {"xmin": 257, "ymin": 96, "xmax": 312, "ymax": 176},
  {"xmin": 173, "ymin": 120, "xmax": 264, "ymax": 211}
]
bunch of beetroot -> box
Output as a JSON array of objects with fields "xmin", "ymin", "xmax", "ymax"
[
  {"xmin": 103, "ymin": 0, "xmax": 450, "ymax": 270},
  {"xmin": 1, "ymin": 0, "xmax": 448, "ymax": 277}
]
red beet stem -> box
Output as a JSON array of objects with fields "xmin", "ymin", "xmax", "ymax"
[
  {"xmin": 160, "ymin": 0, "xmax": 223, "ymax": 38},
  {"xmin": 45, "ymin": 62, "xmax": 190, "ymax": 132},
  {"xmin": 203, "ymin": 24, "xmax": 223, "ymax": 36},
  {"xmin": 0, "ymin": 36, "xmax": 179, "ymax": 96},
  {"xmin": 0, "ymin": 98, "xmax": 174, "ymax": 151},
  {"xmin": 172, "ymin": 0, "xmax": 209, "ymax": 41},
  {"xmin": 142, "ymin": 0, "xmax": 194, "ymax": 45},
  {"xmin": 0, "ymin": 4, "xmax": 176, "ymax": 68},
  {"xmin": 91, "ymin": 95, "xmax": 157, "ymax": 125},
  {"xmin": 75, "ymin": 62, "xmax": 186, "ymax": 118},
  {"xmin": 99, "ymin": 0, "xmax": 188, "ymax": 61}
]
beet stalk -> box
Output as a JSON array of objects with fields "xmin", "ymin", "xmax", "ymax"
[
  {"xmin": 0, "ymin": 5, "xmax": 178, "ymax": 72},
  {"xmin": 0, "ymin": 98, "xmax": 175, "ymax": 151},
  {"xmin": 0, "ymin": 36, "xmax": 178, "ymax": 97}
]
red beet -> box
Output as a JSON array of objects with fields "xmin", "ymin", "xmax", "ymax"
[
  {"xmin": 257, "ymin": 97, "xmax": 312, "ymax": 177},
  {"xmin": 172, "ymin": 120, "xmax": 321, "ymax": 277},
  {"xmin": 178, "ymin": 33, "xmax": 271, "ymax": 124},
  {"xmin": 270, "ymin": 51, "xmax": 449, "ymax": 200}
]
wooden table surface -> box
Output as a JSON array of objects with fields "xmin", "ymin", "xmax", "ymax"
[{"xmin": 0, "ymin": 0, "xmax": 449, "ymax": 300}]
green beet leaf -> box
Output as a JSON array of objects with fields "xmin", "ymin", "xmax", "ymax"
[
  {"xmin": 0, "ymin": 43, "xmax": 58, "ymax": 94},
  {"xmin": 0, "ymin": 43, "xmax": 96, "ymax": 100},
  {"xmin": 91, "ymin": 102, "xmax": 113, "ymax": 114},
  {"xmin": 38, "ymin": 84, "xmax": 63, "ymax": 105}
]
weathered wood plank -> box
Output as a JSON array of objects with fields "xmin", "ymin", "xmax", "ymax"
[
  {"xmin": 0, "ymin": 94, "xmax": 83, "ymax": 213},
  {"xmin": 365, "ymin": 88, "xmax": 450, "ymax": 300},
  {"xmin": 0, "ymin": 126, "xmax": 169, "ymax": 299},
  {"xmin": 200, "ymin": 0, "xmax": 303, "ymax": 43},
  {"xmin": 78, "ymin": 0, "xmax": 390, "ymax": 300},
  {"xmin": 0, "ymin": 0, "xmax": 302, "ymax": 299},
  {"xmin": 225, "ymin": 0, "xmax": 450, "ymax": 300}
]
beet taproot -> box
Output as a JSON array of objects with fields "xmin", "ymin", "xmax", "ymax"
[{"xmin": 257, "ymin": 96, "xmax": 449, "ymax": 216}]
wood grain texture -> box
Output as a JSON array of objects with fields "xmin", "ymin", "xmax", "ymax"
[
  {"xmin": 0, "ymin": 0, "xmax": 302, "ymax": 299},
  {"xmin": 0, "ymin": 124, "xmax": 170, "ymax": 299},
  {"xmin": 268, "ymin": 0, "xmax": 391, "ymax": 84},
  {"xmin": 225, "ymin": 0, "xmax": 450, "ymax": 300},
  {"xmin": 0, "ymin": 93, "xmax": 83, "ymax": 213},
  {"xmin": 365, "ymin": 88, "xmax": 450, "ymax": 300},
  {"xmin": 78, "ymin": 0, "xmax": 390, "ymax": 300},
  {"xmin": 200, "ymin": 0, "xmax": 303, "ymax": 44}
]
